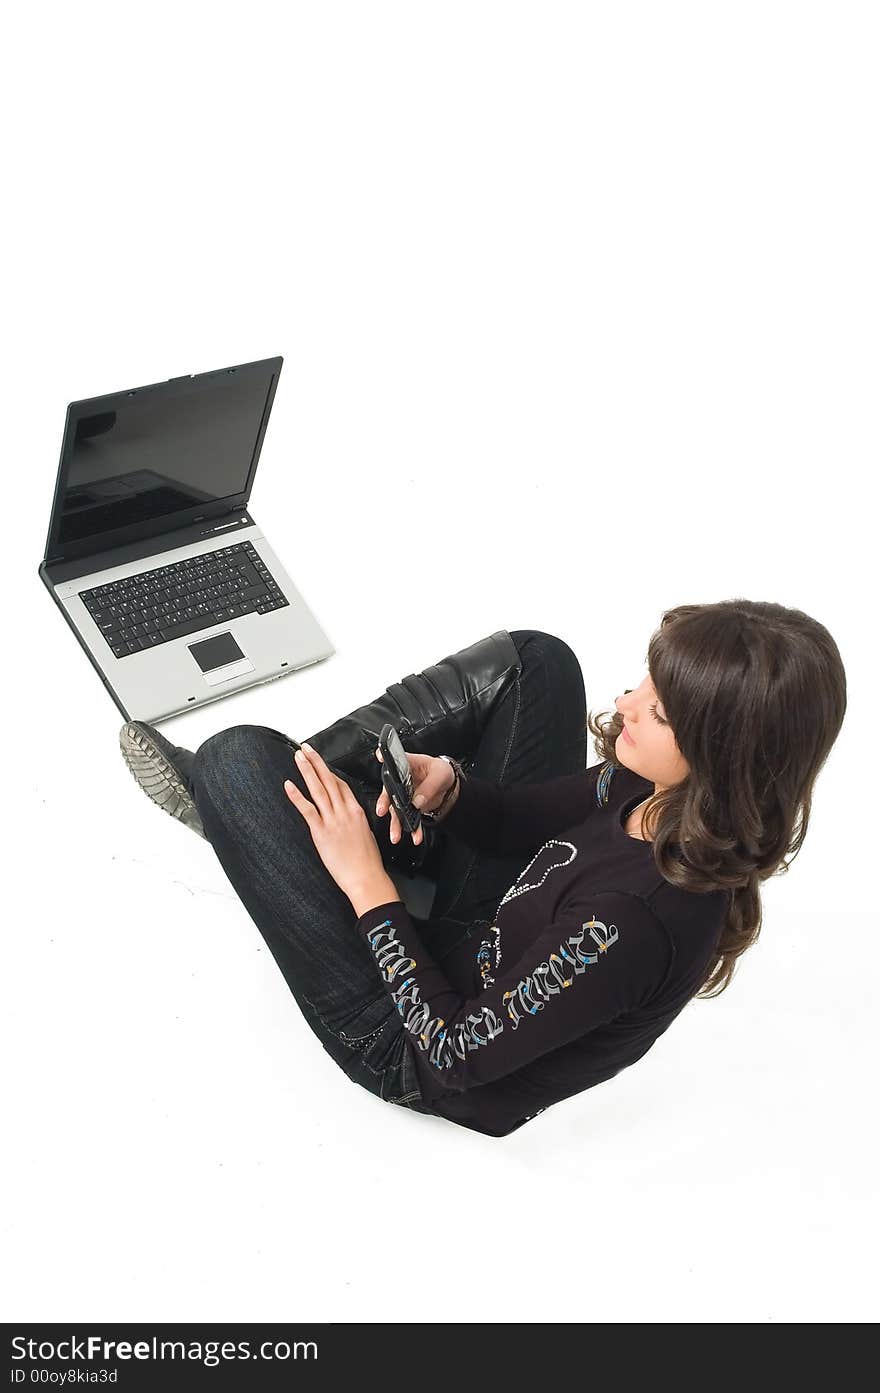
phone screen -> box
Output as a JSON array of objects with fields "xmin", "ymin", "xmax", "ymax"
[{"xmin": 384, "ymin": 724, "xmax": 412, "ymax": 791}]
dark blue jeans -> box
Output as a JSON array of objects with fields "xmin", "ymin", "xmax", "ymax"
[{"xmin": 190, "ymin": 630, "xmax": 588, "ymax": 1122}]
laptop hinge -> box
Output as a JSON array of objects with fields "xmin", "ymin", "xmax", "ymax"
[{"xmin": 42, "ymin": 509, "xmax": 257, "ymax": 585}]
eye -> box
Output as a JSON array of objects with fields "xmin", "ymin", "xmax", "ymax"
[{"xmin": 650, "ymin": 703, "xmax": 667, "ymax": 726}]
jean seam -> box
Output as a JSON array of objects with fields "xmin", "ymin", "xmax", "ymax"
[
  {"xmin": 359, "ymin": 1035, "xmax": 407, "ymax": 1083},
  {"xmin": 302, "ymin": 989, "xmax": 408, "ymax": 1087},
  {"xmin": 342, "ymin": 1025, "xmax": 386, "ymax": 1051},
  {"xmin": 300, "ymin": 991, "xmax": 388, "ymax": 1051},
  {"xmin": 299, "ymin": 985, "xmax": 416, "ymax": 1103}
]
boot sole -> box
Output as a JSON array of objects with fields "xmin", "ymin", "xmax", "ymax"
[{"xmin": 119, "ymin": 722, "xmax": 206, "ymax": 839}]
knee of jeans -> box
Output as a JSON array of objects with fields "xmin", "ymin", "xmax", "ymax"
[
  {"xmin": 508, "ymin": 630, "xmax": 585, "ymax": 695},
  {"xmin": 193, "ymin": 725, "xmax": 280, "ymax": 793}
]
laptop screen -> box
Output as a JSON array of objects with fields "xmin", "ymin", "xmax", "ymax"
[{"xmin": 45, "ymin": 357, "xmax": 282, "ymax": 562}]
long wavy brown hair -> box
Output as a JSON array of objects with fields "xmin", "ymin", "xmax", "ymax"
[{"xmin": 586, "ymin": 599, "xmax": 847, "ymax": 998}]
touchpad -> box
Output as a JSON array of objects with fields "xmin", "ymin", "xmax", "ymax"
[{"xmin": 187, "ymin": 631, "xmax": 255, "ymax": 686}]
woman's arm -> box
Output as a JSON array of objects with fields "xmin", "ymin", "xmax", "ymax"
[
  {"xmin": 355, "ymin": 887, "xmax": 673, "ymax": 1094},
  {"xmin": 436, "ymin": 763, "xmax": 607, "ymax": 855}
]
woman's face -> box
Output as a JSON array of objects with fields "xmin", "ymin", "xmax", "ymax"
[{"xmin": 615, "ymin": 671, "xmax": 690, "ymax": 791}]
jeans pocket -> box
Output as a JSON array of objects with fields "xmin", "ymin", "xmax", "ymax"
[
  {"xmin": 359, "ymin": 1019, "xmax": 416, "ymax": 1099},
  {"xmin": 309, "ymin": 986, "xmax": 392, "ymax": 1047},
  {"xmin": 385, "ymin": 1038, "xmax": 428, "ymax": 1108}
]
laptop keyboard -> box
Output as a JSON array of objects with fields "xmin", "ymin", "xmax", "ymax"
[{"xmin": 78, "ymin": 541, "xmax": 289, "ymax": 659}]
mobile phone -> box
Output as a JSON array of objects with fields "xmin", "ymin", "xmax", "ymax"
[{"xmin": 378, "ymin": 723, "xmax": 421, "ymax": 836}]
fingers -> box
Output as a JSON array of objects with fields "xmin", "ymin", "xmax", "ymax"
[
  {"xmin": 375, "ymin": 748, "xmax": 385, "ymax": 813},
  {"xmin": 388, "ymin": 804, "xmax": 422, "ymax": 845},
  {"xmin": 375, "ymin": 747, "xmax": 389, "ymax": 818},
  {"xmin": 283, "ymin": 777, "xmax": 310, "ymax": 816},
  {"xmin": 293, "ymin": 743, "xmax": 338, "ymax": 817},
  {"xmin": 375, "ymin": 744, "xmax": 422, "ymax": 844}
]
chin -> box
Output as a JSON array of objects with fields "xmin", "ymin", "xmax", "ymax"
[{"xmin": 615, "ymin": 730, "xmax": 634, "ymax": 763}]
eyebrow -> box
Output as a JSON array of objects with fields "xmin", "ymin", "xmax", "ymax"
[{"xmin": 646, "ymin": 671, "xmax": 665, "ymax": 712}]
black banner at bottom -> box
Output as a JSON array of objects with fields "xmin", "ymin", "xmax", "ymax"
[{"xmin": 1, "ymin": 1321, "xmax": 855, "ymax": 1388}]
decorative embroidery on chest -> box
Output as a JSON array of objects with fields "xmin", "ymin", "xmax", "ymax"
[
  {"xmin": 476, "ymin": 838, "xmax": 578, "ymax": 991},
  {"xmin": 476, "ymin": 925, "xmax": 500, "ymax": 990}
]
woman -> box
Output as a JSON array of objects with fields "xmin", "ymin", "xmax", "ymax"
[{"xmin": 119, "ymin": 602, "xmax": 847, "ymax": 1138}]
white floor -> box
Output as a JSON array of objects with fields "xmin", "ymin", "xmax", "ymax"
[
  {"xmin": 7, "ymin": 624, "xmax": 873, "ymax": 1323},
  {"xmin": 7, "ymin": 3, "xmax": 877, "ymax": 1324}
]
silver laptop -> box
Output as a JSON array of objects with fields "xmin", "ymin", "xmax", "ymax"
[{"xmin": 38, "ymin": 356, "xmax": 335, "ymax": 723}]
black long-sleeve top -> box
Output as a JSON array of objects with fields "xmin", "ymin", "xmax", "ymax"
[{"xmin": 355, "ymin": 760, "xmax": 729, "ymax": 1138}]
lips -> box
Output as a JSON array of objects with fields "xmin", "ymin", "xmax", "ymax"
[{"xmin": 621, "ymin": 724, "xmax": 635, "ymax": 746}]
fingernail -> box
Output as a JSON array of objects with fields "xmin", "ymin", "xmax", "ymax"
[{"xmin": 302, "ymin": 742, "xmax": 312, "ymax": 751}]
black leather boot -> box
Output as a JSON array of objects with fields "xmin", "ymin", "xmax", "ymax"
[{"xmin": 302, "ymin": 629, "xmax": 523, "ymax": 877}]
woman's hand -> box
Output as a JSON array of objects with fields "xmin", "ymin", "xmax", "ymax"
[
  {"xmin": 284, "ymin": 743, "xmax": 387, "ymax": 903},
  {"xmin": 374, "ymin": 745, "xmax": 457, "ymax": 843}
]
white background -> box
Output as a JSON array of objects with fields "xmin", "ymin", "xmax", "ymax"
[{"xmin": 4, "ymin": 0, "xmax": 877, "ymax": 1324}]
